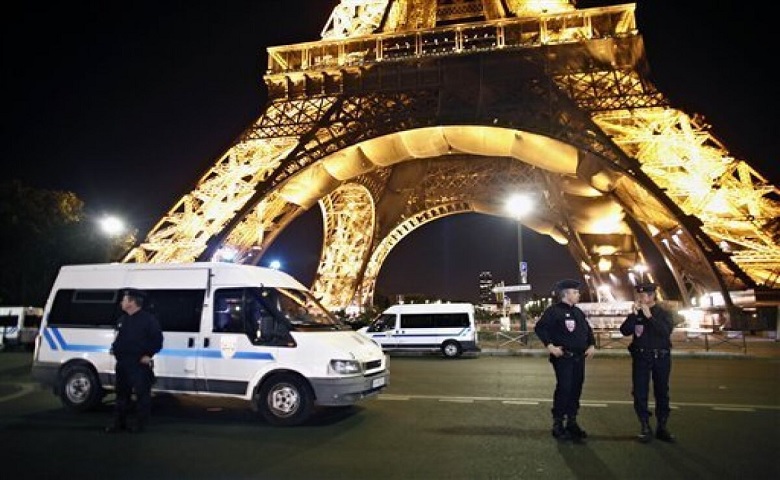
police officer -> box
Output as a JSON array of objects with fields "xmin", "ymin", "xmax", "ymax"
[
  {"xmin": 619, "ymin": 283, "xmax": 675, "ymax": 443},
  {"xmin": 105, "ymin": 288, "xmax": 163, "ymax": 433},
  {"xmin": 534, "ymin": 279, "xmax": 596, "ymax": 442}
]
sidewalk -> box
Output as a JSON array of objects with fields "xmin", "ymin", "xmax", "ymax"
[{"xmin": 478, "ymin": 331, "xmax": 780, "ymax": 359}]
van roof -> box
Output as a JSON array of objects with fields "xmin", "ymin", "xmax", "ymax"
[
  {"xmin": 382, "ymin": 303, "xmax": 474, "ymax": 314},
  {"xmin": 54, "ymin": 262, "xmax": 307, "ymax": 291}
]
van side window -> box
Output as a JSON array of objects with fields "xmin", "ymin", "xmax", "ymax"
[
  {"xmin": 214, "ymin": 289, "xmax": 244, "ymax": 333},
  {"xmin": 400, "ymin": 314, "xmax": 435, "ymax": 329},
  {"xmin": 49, "ymin": 289, "xmax": 120, "ymax": 328},
  {"xmin": 213, "ymin": 288, "xmax": 272, "ymax": 337},
  {"xmin": 400, "ymin": 313, "xmax": 469, "ymax": 328},
  {"xmin": 145, "ymin": 290, "xmax": 204, "ymax": 333},
  {"xmin": 435, "ymin": 313, "xmax": 469, "ymax": 328}
]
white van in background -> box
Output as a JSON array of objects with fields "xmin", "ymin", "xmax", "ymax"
[
  {"xmin": 359, "ymin": 303, "xmax": 480, "ymax": 358},
  {"xmin": 31, "ymin": 262, "xmax": 388, "ymax": 426},
  {"xmin": 0, "ymin": 306, "xmax": 43, "ymax": 351}
]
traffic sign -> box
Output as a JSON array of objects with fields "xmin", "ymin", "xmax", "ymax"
[{"xmin": 492, "ymin": 284, "xmax": 532, "ymax": 293}]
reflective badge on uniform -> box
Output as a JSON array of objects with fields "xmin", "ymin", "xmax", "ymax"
[
  {"xmin": 565, "ymin": 320, "xmax": 575, "ymax": 332},
  {"xmin": 635, "ymin": 325, "xmax": 644, "ymax": 337}
]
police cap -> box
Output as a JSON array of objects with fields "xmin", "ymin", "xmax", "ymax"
[
  {"xmin": 635, "ymin": 283, "xmax": 657, "ymax": 293},
  {"xmin": 122, "ymin": 288, "xmax": 148, "ymax": 300},
  {"xmin": 554, "ymin": 279, "xmax": 581, "ymax": 291}
]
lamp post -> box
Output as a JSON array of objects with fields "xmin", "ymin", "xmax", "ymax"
[{"xmin": 505, "ymin": 193, "xmax": 533, "ymax": 332}]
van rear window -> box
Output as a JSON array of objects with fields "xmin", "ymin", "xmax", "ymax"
[
  {"xmin": 48, "ymin": 289, "xmax": 204, "ymax": 332},
  {"xmin": 49, "ymin": 289, "xmax": 119, "ymax": 328}
]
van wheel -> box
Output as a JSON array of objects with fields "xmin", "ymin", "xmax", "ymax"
[
  {"xmin": 60, "ymin": 364, "xmax": 103, "ymax": 412},
  {"xmin": 442, "ymin": 341, "xmax": 462, "ymax": 358},
  {"xmin": 256, "ymin": 374, "xmax": 313, "ymax": 426}
]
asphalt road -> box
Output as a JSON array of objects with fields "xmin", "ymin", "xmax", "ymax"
[{"xmin": 1, "ymin": 351, "xmax": 778, "ymax": 479}]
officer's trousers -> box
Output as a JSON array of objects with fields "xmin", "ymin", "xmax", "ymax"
[
  {"xmin": 631, "ymin": 350, "xmax": 672, "ymax": 421},
  {"xmin": 114, "ymin": 358, "xmax": 154, "ymax": 425},
  {"xmin": 550, "ymin": 353, "xmax": 586, "ymax": 419}
]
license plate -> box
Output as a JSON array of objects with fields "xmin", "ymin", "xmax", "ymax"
[{"xmin": 372, "ymin": 377, "xmax": 386, "ymax": 388}]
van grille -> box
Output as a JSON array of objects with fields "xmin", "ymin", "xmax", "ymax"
[{"xmin": 364, "ymin": 360, "xmax": 382, "ymax": 370}]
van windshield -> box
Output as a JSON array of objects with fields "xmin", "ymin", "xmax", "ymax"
[{"xmin": 262, "ymin": 287, "xmax": 347, "ymax": 330}]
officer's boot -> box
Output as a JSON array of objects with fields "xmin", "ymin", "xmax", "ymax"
[
  {"xmin": 565, "ymin": 415, "xmax": 588, "ymax": 441},
  {"xmin": 638, "ymin": 419, "xmax": 653, "ymax": 443},
  {"xmin": 552, "ymin": 417, "xmax": 570, "ymax": 440},
  {"xmin": 656, "ymin": 417, "xmax": 675, "ymax": 443}
]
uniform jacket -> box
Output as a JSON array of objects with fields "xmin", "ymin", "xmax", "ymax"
[
  {"xmin": 619, "ymin": 304, "xmax": 674, "ymax": 350},
  {"xmin": 534, "ymin": 302, "xmax": 595, "ymax": 354},
  {"xmin": 112, "ymin": 310, "xmax": 163, "ymax": 361}
]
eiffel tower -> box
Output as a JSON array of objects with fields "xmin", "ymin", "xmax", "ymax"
[{"xmin": 123, "ymin": 0, "xmax": 779, "ymax": 321}]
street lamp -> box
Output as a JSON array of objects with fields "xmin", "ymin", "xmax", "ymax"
[
  {"xmin": 99, "ymin": 215, "xmax": 125, "ymax": 236},
  {"xmin": 95, "ymin": 214, "xmax": 133, "ymax": 262},
  {"xmin": 505, "ymin": 193, "xmax": 534, "ymax": 331}
]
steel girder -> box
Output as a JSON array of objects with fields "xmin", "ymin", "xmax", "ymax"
[{"xmin": 124, "ymin": 3, "xmax": 778, "ymax": 318}]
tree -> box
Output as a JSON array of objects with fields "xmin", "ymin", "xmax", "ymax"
[{"xmin": 0, "ymin": 180, "xmax": 134, "ymax": 305}]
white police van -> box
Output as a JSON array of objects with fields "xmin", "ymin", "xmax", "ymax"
[
  {"xmin": 31, "ymin": 262, "xmax": 389, "ymax": 426},
  {"xmin": 0, "ymin": 306, "xmax": 43, "ymax": 350},
  {"xmin": 359, "ymin": 303, "xmax": 480, "ymax": 358}
]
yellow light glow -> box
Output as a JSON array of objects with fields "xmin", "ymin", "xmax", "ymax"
[
  {"xmin": 598, "ymin": 257, "xmax": 612, "ymax": 272},
  {"xmin": 594, "ymin": 245, "xmax": 618, "ymax": 255}
]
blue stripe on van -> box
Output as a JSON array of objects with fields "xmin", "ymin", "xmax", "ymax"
[
  {"xmin": 42, "ymin": 328, "xmax": 58, "ymax": 350},
  {"xmin": 369, "ymin": 327, "xmax": 471, "ymax": 340},
  {"xmin": 50, "ymin": 327, "xmax": 110, "ymax": 352},
  {"xmin": 44, "ymin": 328, "xmax": 274, "ymax": 361}
]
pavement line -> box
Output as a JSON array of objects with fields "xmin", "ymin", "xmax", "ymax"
[
  {"xmin": 378, "ymin": 394, "xmax": 780, "ymax": 411},
  {"xmin": 439, "ymin": 399, "xmax": 474, "ymax": 403},
  {"xmin": 0, "ymin": 382, "xmax": 36, "ymax": 403},
  {"xmin": 712, "ymin": 407, "xmax": 756, "ymax": 412}
]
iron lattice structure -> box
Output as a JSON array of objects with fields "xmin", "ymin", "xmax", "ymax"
[{"xmin": 124, "ymin": 1, "xmax": 779, "ymax": 320}]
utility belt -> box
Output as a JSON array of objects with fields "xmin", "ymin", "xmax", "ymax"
[
  {"xmin": 629, "ymin": 346, "xmax": 670, "ymax": 358},
  {"xmin": 561, "ymin": 349, "xmax": 585, "ymax": 358}
]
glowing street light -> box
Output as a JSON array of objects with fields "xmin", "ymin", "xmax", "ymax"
[
  {"xmin": 269, "ymin": 260, "xmax": 282, "ymax": 270},
  {"xmin": 99, "ymin": 215, "xmax": 125, "ymax": 236}
]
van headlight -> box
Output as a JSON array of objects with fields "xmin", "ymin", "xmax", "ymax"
[{"xmin": 329, "ymin": 359, "xmax": 361, "ymax": 375}]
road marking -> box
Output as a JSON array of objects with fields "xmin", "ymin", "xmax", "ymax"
[
  {"xmin": 0, "ymin": 382, "xmax": 37, "ymax": 403},
  {"xmin": 377, "ymin": 394, "xmax": 779, "ymax": 411},
  {"xmin": 378, "ymin": 395, "xmax": 411, "ymax": 401}
]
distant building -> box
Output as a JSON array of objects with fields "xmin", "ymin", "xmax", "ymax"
[{"xmin": 478, "ymin": 271, "xmax": 493, "ymax": 305}]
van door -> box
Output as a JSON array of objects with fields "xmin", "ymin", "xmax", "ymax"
[
  {"xmin": 124, "ymin": 268, "xmax": 210, "ymax": 393},
  {"xmin": 198, "ymin": 288, "xmax": 277, "ymax": 397},
  {"xmin": 396, "ymin": 313, "xmax": 437, "ymax": 350}
]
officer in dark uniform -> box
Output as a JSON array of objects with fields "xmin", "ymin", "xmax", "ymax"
[
  {"xmin": 105, "ymin": 288, "xmax": 163, "ymax": 433},
  {"xmin": 620, "ymin": 283, "xmax": 675, "ymax": 443},
  {"xmin": 534, "ymin": 279, "xmax": 596, "ymax": 442}
]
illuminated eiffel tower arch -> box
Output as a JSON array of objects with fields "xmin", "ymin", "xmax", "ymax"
[{"xmin": 124, "ymin": 0, "xmax": 779, "ymax": 320}]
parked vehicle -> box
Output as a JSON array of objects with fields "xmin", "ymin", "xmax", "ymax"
[
  {"xmin": 31, "ymin": 262, "xmax": 388, "ymax": 426},
  {"xmin": 0, "ymin": 306, "xmax": 43, "ymax": 351},
  {"xmin": 359, "ymin": 303, "xmax": 480, "ymax": 358}
]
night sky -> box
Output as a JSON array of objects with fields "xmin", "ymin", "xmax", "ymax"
[{"xmin": 2, "ymin": 1, "xmax": 776, "ymax": 302}]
